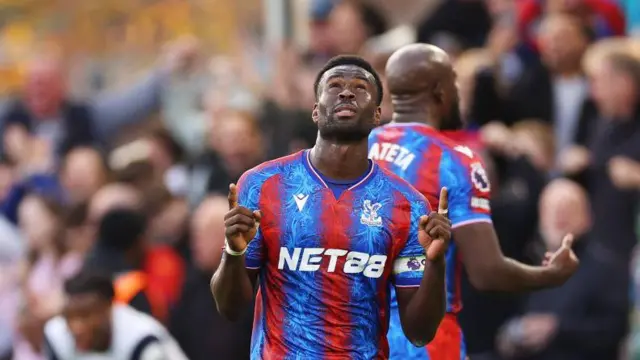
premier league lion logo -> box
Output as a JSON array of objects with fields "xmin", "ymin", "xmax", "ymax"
[{"xmin": 407, "ymin": 257, "xmax": 421, "ymax": 271}]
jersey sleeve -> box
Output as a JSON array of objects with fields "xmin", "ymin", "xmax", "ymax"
[
  {"xmin": 236, "ymin": 170, "xmax": 266, "ymax": 269},
  {"xmin": 392, "ymin": 195, "xmax": 431, "ymax": 287},
  {"xmin": 441, "ymin": 150, "xmax": 492, "ymax": 228}
]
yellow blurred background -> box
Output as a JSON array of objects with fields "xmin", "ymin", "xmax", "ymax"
[{"xmin": 0, "ymin": 0, "xmax": 261, "ymax": 95}]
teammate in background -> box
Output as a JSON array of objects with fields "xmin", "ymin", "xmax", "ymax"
[
  {"xmin": 211, "ymin": 55, "xmax": 452, "ymax": 359},
  {"xmin": 43, "ymin": 270, "xmax": 188, "ymax": 360},
  {"xmin": 368, "ymin": 43, "xmax": 580, "ymax": 359}
]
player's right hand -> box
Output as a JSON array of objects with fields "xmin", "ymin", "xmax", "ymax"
[
  {"xmin": 544, "ymin": 234, "xmax": 579, "ymax": 286},
  {"xmin": 224, "ymin": 183, "xmax": 261, "ymax": 253},
  {"xmin": 419, "ymin": 187, "xmax": 452, "ymax": 262}
]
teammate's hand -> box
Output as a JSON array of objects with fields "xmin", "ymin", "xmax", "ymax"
[
  {"xmin": 544, "ymin": 234, "xmax": 579, "ymax": 286},
  {"xmin": 419, "ymin": 187, "xmax": 452, "ymax": 262},
  {"xmin": 224, "ymin": 183, "xmax": 261, "ymax": 253}
]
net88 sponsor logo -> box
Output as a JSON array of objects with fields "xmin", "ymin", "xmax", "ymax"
[{"xmin": 277, "ymin": 247, "xmax": 387, "ymax": 279}]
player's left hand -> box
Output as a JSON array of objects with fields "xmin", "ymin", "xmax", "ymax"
[
  {"xmin": 419, "ymin": 187, "xmax": 451, "ymax": 262},
  {"xmin": 544, "ymin": 234, "xmax": 579, "ymax": 286}
]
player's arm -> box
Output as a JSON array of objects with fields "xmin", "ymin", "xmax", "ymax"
[
  {"xmin": 394, "ymin": 189, "xmax": 451, "ymax": 346},
  {"xmin": 456, "ymin": 223, "xmax": 556, "ymax": 291},
  {"xmin": 449, "ymin": 161, "xmax": 576, "ymax": 291},
  {"xmin": 211, "ymin": 181, "xmax": 262, "ymax": 321}
]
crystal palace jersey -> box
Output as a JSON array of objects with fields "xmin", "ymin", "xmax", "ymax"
[
  {"xmin": 369, "ymin": 123, "xmax": 493, "ymax": 359},
  {"xmin": 237, "ymin": 150, "xmax": 431, "ymax": 360}
]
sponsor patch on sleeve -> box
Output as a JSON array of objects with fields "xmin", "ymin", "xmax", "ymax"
[
  {"xmin": 393, "ymin": 255, "xmax": 427, "ymax": 274},
  {"xmin": 470, "ymin": 196, "xmax": 490, "ymax": 211},
  {"xmin": 470, "ymin": 162, "xmax": 491, "ymax": 193}
]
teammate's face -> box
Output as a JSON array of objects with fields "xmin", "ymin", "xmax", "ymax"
[
  {"xmin": 63, "ymin": 293, "xmax": 112, "ymax": 352},
  {"xmin": 313, "ymin": 65, "xmax": 381, "ymax": 143},
  {"xmin": 439, "ymin": 73, "xmax": 464, "ymax": 131}
]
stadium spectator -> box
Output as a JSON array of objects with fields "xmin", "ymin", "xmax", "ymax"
[
  {"xmin": 0, "ymin": 40, "xmax": 197, "ymax": 159},
  {"xmin": 14, "ymin": 194, "xmax": 82, "ymax": 359},
  {"xmin": 61, "ymin": 202, "xmax": 92, "ymax": 257},
  {"xmin": 563, "ymin": 51, "xmax": 640, "ymax": 257},
  {"xmin": 59, "ymin": 147, "xmax": 110, "ymax": 204},
  {"xmin": 43, "ymin": 270, "xmax": 188, "ymax": 359},
  {"xmin": 189, "ymin": 109, "xmax": 265, "ymax": 202},
  {"xmin": 143, "ymin": 128, "xmax": 189, "ymax": 197},
  {"xmin": 0, "ymin": 215, "xmax": 23, "ymax": 360},
  {"xmin": 86, "ymin": 182, "xmax": 142, "ymax": 243},
  {"xmin": 327, "ymin": 0, "xmax": 388, "ymax": 55},
  {"xmin": 169, "ymin": 195, "xmax": 253, "ymax": 360},
  {"xmin": 86, "ymin": 207, "xmax": 184, "ymax": 324},
  {"xmin": 498, "ymin": 178, "xmax": 627, "ymax": 360},
  {"xmin": 517, "ymin": 0, "xmax": 626, "ymax": 45},
  {"xmin": 1, "ymin": 126, "xmax": 63, "ymax": 224},
  {"xmin": 85, "ymin": 209, "xmax": 155, "ymax": 314},
  {"xmin": 143, "ymin": 185, "xmax": 189, "ymax": 250},
  {"xmin": 482, "ymin": 13, "xmax": 596, "ymax": 159}
]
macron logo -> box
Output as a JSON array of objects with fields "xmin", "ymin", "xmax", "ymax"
[{"xmin": 293, "ymin": 194, "xmax": 309, "ymax": 211}]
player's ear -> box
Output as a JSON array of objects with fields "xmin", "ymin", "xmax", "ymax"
[
  {"xmin": 312, "ymin": 103, "xmax": 319, "ymax": 124},
  {"xmin": 374, "ymin": 106, "xmax": 382, "ymax": 126},
  {"xmin": 433, "ymin": 81, "xmax": 445, "ymax": 105}
]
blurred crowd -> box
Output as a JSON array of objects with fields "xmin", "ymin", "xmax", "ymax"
[{"xmin": 0, "ymin": 0, "xmax": 639, "ymax": 359}]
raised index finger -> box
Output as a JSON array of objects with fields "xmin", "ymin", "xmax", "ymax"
[
  {"xmin": 438, "ymin": 187, "xmax": 448, "ymax": 217},
  {"xmin": 561, "ymin": 233, "xmax": 574, "ymax": 249},
  {"xmin": 228, "ymin": 183, "xmax": 238, "ymax": 209}
]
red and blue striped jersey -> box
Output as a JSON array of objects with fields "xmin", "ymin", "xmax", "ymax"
[
  {"xmin": 369, "ymin": 123, "xmax": 492, "ymax": 359},
  {"xmin": 369, "ymin": 123, "xmax": 493, "ymax": 314},
  {"xmin": 238, "ymin": 150, "xmax": 432, "ymax": 360}
]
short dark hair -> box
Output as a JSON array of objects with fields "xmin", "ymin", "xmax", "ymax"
[
  {"xmin": 97, "ymin": 208, "xmax": 147, "ymax": 251},
  {"xmin": 64, "ymin": 269, "xmax": 115, "ymax": 301},
  {"xmin": 313, "ymin": 55, "xmax": 384, "ymax": 105}
]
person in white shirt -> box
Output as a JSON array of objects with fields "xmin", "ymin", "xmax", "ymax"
[{"xmin": 43, "ymin": 270, "xmax": 188, "ymax": 360}]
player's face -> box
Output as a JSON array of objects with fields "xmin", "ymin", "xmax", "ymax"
[
  {"xmin": 63, "ymin": 293, "xmax": 112, "ymax": 352},
  {"xmin": 439, "ymin": 72, "xmax": 464, "ymax": 131},
  {"xmin": 313, "ymin": 65, "xmax": 381, "ymax": 143}
]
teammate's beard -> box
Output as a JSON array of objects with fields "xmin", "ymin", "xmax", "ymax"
[{"xmin": 439, "ymin": 101, "xmax": 464, "ymax": 131}]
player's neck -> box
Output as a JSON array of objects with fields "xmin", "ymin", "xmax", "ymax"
[
  {"xmin": 391, "ymin": 112, "xmax": 438, "ymax": 128},
  {"xmin": 310, "ymin": 139, "xmax": 370, "ymax": 180}
]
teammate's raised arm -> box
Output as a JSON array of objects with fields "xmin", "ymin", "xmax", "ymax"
[
  {"xmin": 455, "ymin": 209, "xmax": 578, "ymax": 292},
  {"xmin": 373, "ymin": 42, "xmax": 581, "ymax": 359},
  {"xmin": 395, "ymin": 188, "xmax": 451, "ymax": 346},
  {"xmin": 210, "ymin": 183, "xmax": 260, "ymax": 321}
]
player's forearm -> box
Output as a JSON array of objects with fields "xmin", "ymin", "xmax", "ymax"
[
  {"xmin": 403, "ymin": 259, "xmax": 446, "ymax": 346},
  {"xmin": 210, "ymin": 254, "xmax": 255, "ymax": 321},
  {"xmin": 473, "ymin": 257, "xmax": 552, "ymax": 292}
]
